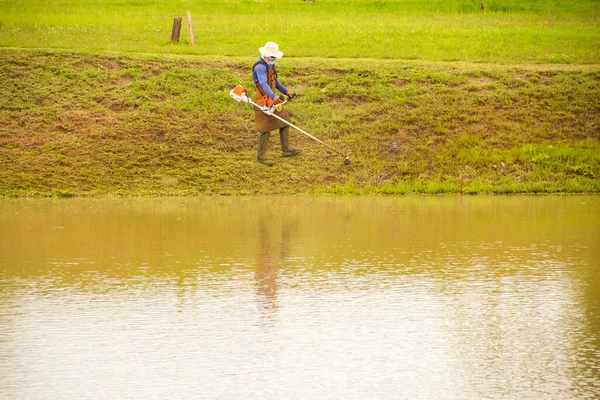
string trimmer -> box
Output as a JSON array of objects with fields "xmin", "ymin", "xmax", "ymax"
[{"xmin": 229, "ymin": 85, "xmax": 351, "ymax": 165}]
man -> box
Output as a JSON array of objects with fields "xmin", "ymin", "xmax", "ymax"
[{"xmin": 253, "ymin": 41, "xmax": 300, "ymax": 166}]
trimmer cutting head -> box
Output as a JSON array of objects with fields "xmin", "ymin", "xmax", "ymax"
[{"xmin": 344, "ymin": 156, "xmax": 351, "ymax": 165}]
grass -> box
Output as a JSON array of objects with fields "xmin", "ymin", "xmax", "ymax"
[
  {"xmin": 1, "ymin": 48, "xmax": 599, "ymax": 196},
  {"xmin": 1, "ymin": 1, "xmax": 599, "ymax": 196},
  {"xmin": 0, "ymin": 0, "xmax": 599, "ymax": 64}
]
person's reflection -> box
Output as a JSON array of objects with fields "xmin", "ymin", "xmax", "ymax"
[
  {"xmin": 255, "ymin": 215, "xmax": 295, "ymax": 319},
  {"xmin": 175, "ymin": 270, "xmax": 198, "ymax": 313}
]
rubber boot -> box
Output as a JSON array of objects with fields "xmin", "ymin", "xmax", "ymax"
[
  {"xmin": 280, "ymin": 126, "xmax": 300, "ymax": 157},
  {"xmin": 257, "ymin": 132, "xmax": 274, "ymax": 166}
]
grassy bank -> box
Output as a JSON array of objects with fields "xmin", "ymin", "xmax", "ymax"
[
  {"xmin": 0, "ymin": 0, "xmax": 599, "ymax": 64},
  {"xmin": 1, "ymin": 49, "xmax": 599, "ymax": 196}
]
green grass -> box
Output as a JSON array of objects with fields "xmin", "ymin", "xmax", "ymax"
[
  {"xmin": 1, "ymin": 49, "xmax": 599, "ymax": 196},
  {"xmin": 0, "ymin": 0, "xmax": 599, "ymax": 63},
  {"xmin": 1, "ymin": 1, "xmax": 599, "ymax": 196}
]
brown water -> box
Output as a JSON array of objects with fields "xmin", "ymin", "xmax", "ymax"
[{"xmin": 1, "ymin": 196, "xmax": 599, "ymax": 399}]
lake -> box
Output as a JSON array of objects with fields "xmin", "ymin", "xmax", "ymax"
[{"xmin": 1, "ymin": 196, "xmax": 599, "ymax": 399}]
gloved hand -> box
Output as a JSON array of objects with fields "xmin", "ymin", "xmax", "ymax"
[
  {"xmin": 273, "ymin": 95, "xmax": 283, "ymax": 105},
  {"xmin": 265, "ymin": 96, "xmax": 277, "ymax": 107},
  {"xmin": 286, "ymin": 92, "xmax": 296, "ymax": 101}
]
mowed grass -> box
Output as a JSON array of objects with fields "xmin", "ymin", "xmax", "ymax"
[
  {"xmin": 0, "ymin": 0, "xmax": 599, "ymax": 64},
  {"xmin": 1, "ymin": 49, "xmax": 598, "ymax": 196}
]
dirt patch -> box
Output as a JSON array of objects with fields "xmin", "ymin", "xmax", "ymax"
[
  {"xmin": 110, "ymin": 102, "xmax": 131, "ymax": 112},
  {"xmin": 106, "ymin": 62, "xmax": 123, "ymax": 72},
  {"xmin": 223, "ymin": 63, "xmax": 249, "ymax": 77},
  {"xmin": 115, "ymin": 75, "xmax": 134, "ymax": 85},
  {"xmin": 388, "ymin": 141, "xmax": 406, "ymax": 154},
  {"xmin": 354, "ymin": 82, "xmax": 371, "ymax": 89},
  {"xmin": 145, "ymin": 62, "xmax": 163, "ymax": 76},
  {"xmin": 538, "ymin": 73, "xmax": 552, "ymax": 85},
  {"xmin": 324, "ymin": 69, "xmax": 348, "ymax": 76},
  {"xmin": 469, "ymin": 122, "xmax": 488, "ymax": 132},
  {"xmin": 467, "ymin": 76, "xmax": 498, "ymax": 86},
  {"xmin": 69, "ymin": 62, "xmax": 87, "ymax": 72},
  {"xmin": 391, "ymin": 80, "xmax": 408, "ymax": 88}
]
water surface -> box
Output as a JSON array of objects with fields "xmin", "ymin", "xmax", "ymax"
[{"xmin": 1, "ymin": 196, "xmax": 599, "ymax": 399}]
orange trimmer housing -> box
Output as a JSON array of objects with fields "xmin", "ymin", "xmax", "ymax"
[{"xmin": 232, "ymin": 85, "xmax": 247, "ymax": 96}]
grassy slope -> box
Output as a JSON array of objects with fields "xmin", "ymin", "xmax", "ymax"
[
  {"xmin": 1, "ymin": 49, "xmax": 599, "ymax": 196},
  {"xmin": 1, "ymin": 0, "xmax": 599, "ymax": 196}
]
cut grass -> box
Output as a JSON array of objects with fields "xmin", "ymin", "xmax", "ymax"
[{"xmin": 1, "ymin": 49, "xmax": 599, "ymax": 196}]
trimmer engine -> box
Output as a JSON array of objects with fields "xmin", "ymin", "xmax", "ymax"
[{"xmin": 229, "ymin": 85, "xmax": 249, "ymax": 103}]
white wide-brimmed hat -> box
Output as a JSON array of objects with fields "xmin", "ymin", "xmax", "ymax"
[{"xmin": 259, "ymin": 42, "xmax": 283, "ymax": 58}]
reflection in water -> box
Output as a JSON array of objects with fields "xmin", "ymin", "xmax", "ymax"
[
  {"xmin": 0, "ymin": 196, "xmax": 599, "ymax": 399},
  {"xmin": 255, "ymin": 212, "xmax": 298, "ymax": 325},
  {"xmin": 255, "ymin": 217, "xmax": 279, "ymax": 315}
]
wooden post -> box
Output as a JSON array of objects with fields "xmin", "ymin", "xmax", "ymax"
[
  {"xmin": 471, "ymin": 0, "xmax": 484, "ymax": 11},
  {"xmin": 171, "ymin": 17, "xmax": 182, "ymax": 42},
  {"xmin": 186, "ymin": 11, "xmax": 196, "ymax": 46}
]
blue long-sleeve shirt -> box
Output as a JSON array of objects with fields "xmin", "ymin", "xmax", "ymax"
[{"xmin": 253, "ymin": 58, "xmax": 288, "ymax": 99}]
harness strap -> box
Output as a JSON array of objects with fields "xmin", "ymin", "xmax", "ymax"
[{"xmin": 253, "ymin": 59, "xmax": 277, "ymax": 99}]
